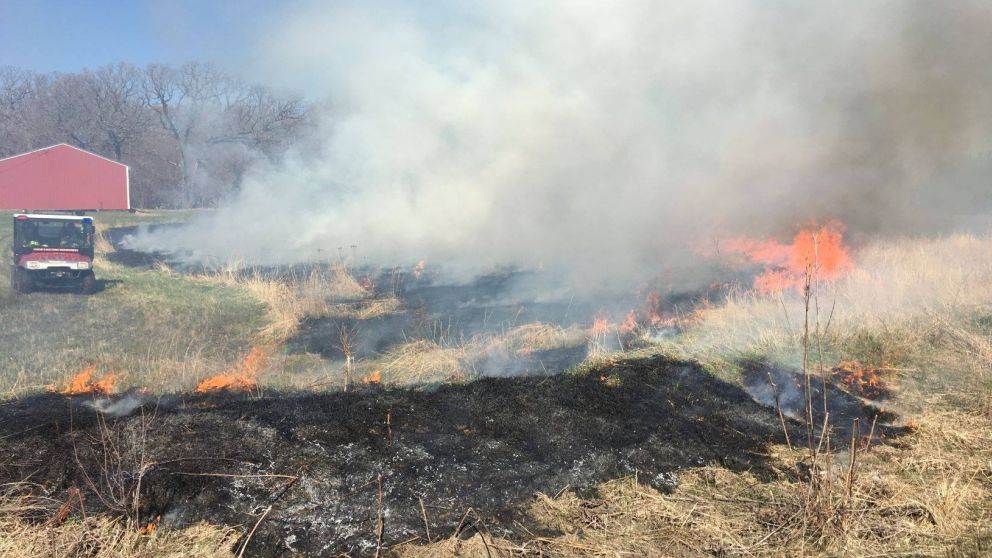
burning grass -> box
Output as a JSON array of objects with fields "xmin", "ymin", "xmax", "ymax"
[
  {"xmin": 670, "ymin": 234, "xmax": 992, "ymax": 393},
  {"xmin": 194, "ymin": 347, "xmax": 269, "ymax": 393},
  {"xmin": 722, "ymin": 221, "xmax": 853, "ymax": 294},
  {"xmin": 831, "ymin": 360, "xmax": 890, "ymax": 399},
  {"xmin": 48, "ymin": 364, "xmax": 117, "ymax": 396}
]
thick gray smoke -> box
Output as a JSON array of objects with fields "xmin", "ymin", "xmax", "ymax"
[{"xmin": 129, "ymin": 0, "xmax": 992, "ymax": 287}]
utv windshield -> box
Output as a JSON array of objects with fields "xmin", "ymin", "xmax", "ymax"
[{"xmin": 15, "ymin": 219, "xmax": 93, "ymax": 250}]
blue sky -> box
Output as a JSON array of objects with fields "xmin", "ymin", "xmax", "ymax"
[{"xmin": 0, "ymin": 0, "xmax": 293, "ymax": 73}]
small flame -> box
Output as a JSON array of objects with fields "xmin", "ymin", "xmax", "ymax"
[
  {"xmin": 722, "ymin": 221, "xmax": 853, "ymax": 294},
  {"xmin": 49, "ymin": 365, "xmax": 116, "ymax": 396},
  {"xmin": 139, "ymin": 520, "xmax": 158, "ymax": 536},
  {"xmin": 832, "ymin": 361, "xmax": 887, "ymax": 399},
  {"xmin": 361, "ymin": 370, "xmax": 382, "ymax": 384},
  {"xmin": 195, "ymin": 347, "xmax": 269, "ymax": 393},
  {"xmin": 412, "ymin": 260, "xmax": 427, "ymax": 280}
]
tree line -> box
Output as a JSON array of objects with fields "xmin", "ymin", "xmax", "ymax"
[{"xmin": 0, "ymin": 62, "xmax": 310, "ymax": 208}]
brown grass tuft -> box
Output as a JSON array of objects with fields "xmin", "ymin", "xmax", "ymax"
[{"xmin": 376, "ymin": 339, "xmax": 473, "ymax": 384}]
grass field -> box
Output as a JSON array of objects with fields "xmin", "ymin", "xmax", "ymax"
[
  {"xmin": 1, "ymin": 212, "xmax": 991, "ymax": 556},
  {"xmin": 0, "ymin": 210, "xmax": 268, "ymax": 395}
]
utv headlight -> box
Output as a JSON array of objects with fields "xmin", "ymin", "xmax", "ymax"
[
  {"xmin": 26, "ymin": 261, "xmax": 40, "ymax": 269},
  {"xmin": 78, "ymin": 261, "xmax": 90, "ymax": 269}
]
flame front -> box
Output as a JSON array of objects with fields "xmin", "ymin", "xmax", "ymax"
[
  {"xmin": 195, "ymin": 347, "xmax": 269, "ymax": 393},
  {"xmin": 723, "ymin": 221, "xmax": 853, "ymax": 293},
  {"xmin": 50, "ymin": 364, "xmax": 116, "ymax": 396},
  {"xmin": 361, "ymin": 370, "xmax": 382, "ymax": 384}
]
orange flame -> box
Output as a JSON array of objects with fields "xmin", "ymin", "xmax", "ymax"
[
  {"xmin": 723, "ymin": 222, "xmax": 852, "ymax": 294},
  {"xmin": 618, "ymin": 310, "xmax": 638, "ymax": 334},
  {"xmin": 49, "ymin": 365, "xmax": 116, "ymax": 396},
  {"xmin": 642, "ymin": 291, "xmax": 663, "ymax": 326},
  {"xmin": 412, "ymin": 260, "xmax": 427, "ymax": 280},
  {"xmin": 588, "ymin": 315, "xmax": 612, "ymax": 335},
  {"xmin": 832, "ymin": 361, "xmax": 887, "ymax": 399},
  {"xmin": 195, "ymin": 347, "xmax": 269, "ymax": 393},
  {"xmin": 361, "ymin": 370, "xmax": 382, "ymax": 384},
  {"xmin": 587, "ymin": 311, "xmax": 640, "ymax": 352},
  {"xmin": 139, "ymin": 519, "xmax": 158, "ymax": 536}
]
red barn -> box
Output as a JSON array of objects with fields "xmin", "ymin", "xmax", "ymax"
[{"xmin": 0, "ymin": 144, "xmax": 130, "ymax": 211}]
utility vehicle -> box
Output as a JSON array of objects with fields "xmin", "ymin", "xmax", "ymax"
[{"xmin": 10, "ymin": 213, "xmax": 96, "ymax": 294}]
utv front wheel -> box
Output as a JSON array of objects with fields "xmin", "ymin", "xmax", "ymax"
[
  {"xmin": 78, "ymin": 271, "xmax": 96, "ymax": 294},
  {"xmin": 10, "ymin": 267, "xmax": 33, "ymax": 294}
]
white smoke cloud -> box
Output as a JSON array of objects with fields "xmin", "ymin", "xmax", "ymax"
[{"xmin": 129, "ymin": 0, "xmax": 992, "ymax": 289}]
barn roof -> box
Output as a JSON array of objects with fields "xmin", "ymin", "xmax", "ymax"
[{"xmin": 0, "ymin": 143, "xmax": 129, "ymax": 168}]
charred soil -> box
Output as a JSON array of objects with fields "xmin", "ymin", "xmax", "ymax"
[{"xmin": 0, "ymin": 354, "xmax": 864, "ymax": 556}]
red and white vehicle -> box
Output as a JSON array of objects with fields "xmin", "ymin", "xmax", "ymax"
[{"xmin": 10, "ymin": 213, "xmax": 97, "ymax": 294}]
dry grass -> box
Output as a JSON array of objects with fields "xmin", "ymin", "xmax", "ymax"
[
  {"xmin": 6, "ymin": 216, "xmax": 992, "ymax": 555},
  {"xmin": 375, "ymin": 339, "xmax": 474, "ymax": 384},
  {"xmin": 322, "ymin": 297, "xmax": 403, "ymax": 320},
  {"xmin": 92, "ymin": 230, "xmax": 115, "ymax": 255},
  {"xmin": 0, "ymin": 516, "xmax": 236, "ymax": 557},
  {"xmin": 199, "ymin": 263, "xmax": 398, "ymax": 344},
  {"xmin": 484, "ymin": 323, "xmax": 586, "ymax": 356},
  {"xmin": 0, "ymin": 485, "xmax": 236, "ymax": 558},
  {"xmin": 347, "ymin": 323, "xmax": 587, "ymax": 387}
]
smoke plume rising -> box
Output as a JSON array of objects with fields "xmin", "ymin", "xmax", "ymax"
[{"xmin": 129, "ymin": 0, "xmax": 992, "ymax": 289}]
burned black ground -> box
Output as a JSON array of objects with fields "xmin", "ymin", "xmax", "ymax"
[{"xmin": 0, "ymin": 354, "xmax": 873, "ymax": 557}]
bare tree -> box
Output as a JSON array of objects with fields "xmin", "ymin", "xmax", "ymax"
[
  {"xmin": 35, "ymin": 72, "xmax": 104, "ymax": 151},
  {"xmin": 0, "ymin": 66, "xmax": 36, "ymax": 156},
  {"xmin": 81, "ymin": 63, "xmax": 152, "ymax": 161}
]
